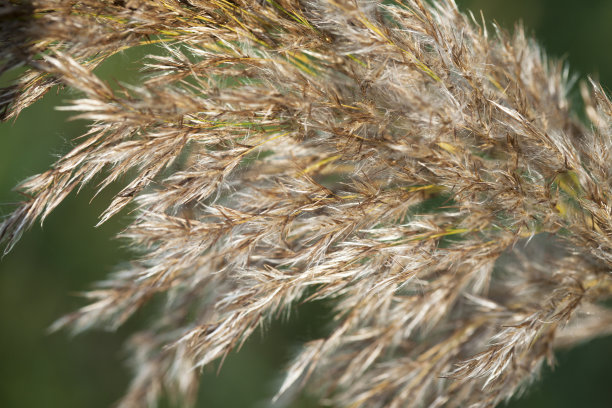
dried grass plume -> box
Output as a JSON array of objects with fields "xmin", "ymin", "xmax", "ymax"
[{"xmin": 2, "ymin": 0, "xmax": 612, "ymax": 407}]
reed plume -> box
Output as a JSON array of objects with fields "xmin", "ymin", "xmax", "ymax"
[{"xmin": 2, "ymin": 1, "xmax": 612, "ymax": 407}]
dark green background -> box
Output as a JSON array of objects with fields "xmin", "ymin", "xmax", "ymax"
[{"xmin": 1, "ymin": 1, "xmax": 612, "ymax": 407}]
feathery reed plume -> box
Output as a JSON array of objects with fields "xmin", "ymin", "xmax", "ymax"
[{"xmin": 2, "ymin": 0, "xmax": 612, "ymax": 406}]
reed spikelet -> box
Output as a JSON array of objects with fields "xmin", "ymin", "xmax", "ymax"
[{"xmin": 2, "ymin": 1, "xmax": 612, "ymax": 407}]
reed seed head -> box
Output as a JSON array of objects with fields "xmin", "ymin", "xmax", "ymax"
[{"xmin": 2, "ymin": 1, "xmax": 612, "ymax": 407}]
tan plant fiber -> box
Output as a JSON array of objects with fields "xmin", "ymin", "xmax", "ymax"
[{"xmin": 2, "ymin": 0, "xmax": 612, "ymax": 407}]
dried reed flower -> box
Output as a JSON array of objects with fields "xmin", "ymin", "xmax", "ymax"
[{"xmin": 2, "ymin": 0, "xmax": 612, "ymax": 407}]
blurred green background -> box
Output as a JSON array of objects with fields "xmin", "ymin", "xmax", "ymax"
[{"xmin": 1, "ymin": 1, "xmax": 612, "ymax": 407}]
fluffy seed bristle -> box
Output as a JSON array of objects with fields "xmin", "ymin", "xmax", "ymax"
[{"xmin": 2, "ymin": 1, "xmax": 612, "ymax": 407}]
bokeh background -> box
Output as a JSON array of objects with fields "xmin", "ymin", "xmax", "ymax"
[{"xmin": 1, "ymin": 1, "xmax": 612, "ymax": 407}]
